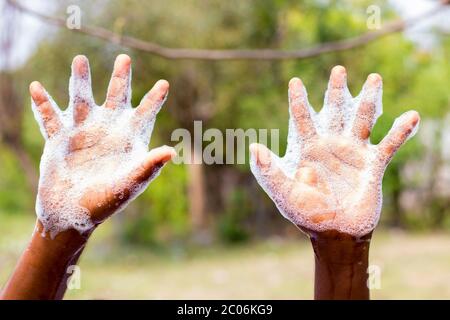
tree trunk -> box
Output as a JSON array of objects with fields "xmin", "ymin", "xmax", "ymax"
[
  {"xmin": 187, "ymin": 146, "xmax": 206, "ymax": 230},
  {"xmin": 390, "ymin": 165, "xmax": 404, "ymax": 228}
]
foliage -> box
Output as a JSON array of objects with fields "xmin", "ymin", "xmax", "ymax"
[{"xmin": 1, "ymin": 0, "xmax": 449, "ymax": 244}]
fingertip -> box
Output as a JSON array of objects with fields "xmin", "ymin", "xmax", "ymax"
[
  {"xmin": 150, "ymin": 145, "xmax": 177, "ymax": 164},
  {"xmin": 156, "ymin": 79, "xmax": 169, "ymax": 90},
  {"xmin": 112, "ymin": 54, "xmax": 132, "ymax": 79},
  {"xmin": 408, "ymin": 110, "xmax": 420, "ymax": 126},
  {"xmin": 330, "ymin": 65, "xmax": 347, "ymax": 87},
  {"xmin": 289, "ymin": 78, "xmax": 306, "ymax": 103},
  {"xmin": 398, "ymin": 110, "xmax": 420, "ymax": 127},
  {"xmin": 164, "ymin": 145, "xmax": 177, "ymax": 160},
  {"xmin": 154, "ymin": 79, "xmax": 170, "ymax": 98},
  {"xmin": 29, "ymin": 81, "xmax": 46, "ymax": 103},
  {"xmin": 289, "ymin": 77, "xmax": 302, "ymax": 89},
  {"xmin": 115, "ymin": 54, "xmax": 131, "ymax": 67},
  {"xmin": 29, "ymin": 81, "xmax": 42, "ymax": 94},
  {"xmin": 250, "ymin": 143, "xmax": 272, "ymax": 167},
  {"xmin": 378, "ymin": 110, "xmax": 421, "ymax": 160},
  {"xmin": 367, "ymin": 73, "xmax": 382, "ymax": 86},
  {"xmin": 73, "ymin": 54, "xmax": 88, "ymax": 65},
  {"xmin": 130, "ymin": 146, "xmax": 175, "ymax": 185},
  {"xmin": 72, "ymin": 55, "xmax": 89, "ymax": 76},
  {"xmin": 249, "ymin": 142, "xmax": 259, "ymax": 156},
  {"xmin": 73, "ymin": 54, "xmax": 88, "ymax": 61},
  {"xmin": 331, "ymin": 65, "xmax": 347, "ymax": 76}
]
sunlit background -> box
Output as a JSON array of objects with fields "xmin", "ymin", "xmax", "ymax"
[{"xmin": 0, "ymin": 0, "xmax": 449, "ymax": 299}]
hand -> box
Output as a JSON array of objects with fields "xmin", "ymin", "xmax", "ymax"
[
  {"xmin": 30, "ymin": 54, "xmax": 175, "ymax": 237},
  {"xmin": 250, "ymin": 66, "xmax": 419, "ymax": 238}
]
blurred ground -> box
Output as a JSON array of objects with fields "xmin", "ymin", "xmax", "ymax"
[{"xmin": 1, "ymin": 213, "xmax": 450, "ymax": 299}]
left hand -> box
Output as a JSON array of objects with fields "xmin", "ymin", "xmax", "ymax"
[{"xmin": 250, "ymin": 66, "xmax": 420, "ymax": 237}]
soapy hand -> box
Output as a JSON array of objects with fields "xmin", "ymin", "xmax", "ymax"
[
  {"xmin": 250, "ymin": 66, "xmax": 420, "ymax": 237},
  {"xmin": 30, "ymin": 54, "xmax": 175, "ymax": 237}
]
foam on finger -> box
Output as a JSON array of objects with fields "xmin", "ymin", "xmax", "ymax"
[
  {"xmin": 34, "ymin": 56, "xmax": 168, "ymax": 238},
  {"xmin": 251, "ymin": 68, "xmax": 419, "ymax": 237}
]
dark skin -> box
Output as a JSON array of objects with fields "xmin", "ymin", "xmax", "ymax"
[
  {"xmin": 1, "ymin": 62, "xmax": 419, "ymax": 300},
  {"xmin": 0, "ymin": 54, "xmax": 175, "ymax": 300},
  {"xmin": 250, "ymin": 66, "xmax": 420, "ymax": 300},
  {"xmin": 303, "ymin": 228, "xmax": 372, "ymax": 300},
  {"xmin": 1, "ymin": 222, "xmax": 92, "ymax": 300}
]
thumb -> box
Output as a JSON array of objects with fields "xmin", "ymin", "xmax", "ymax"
[
  {"xmin": 249, "ymin": 143, "xmax": 289, "ymax": 196},
  {"xmin": 128, "ymin": 145, "xmax": 177, "ymax": 186},
  {"xmin": 80, "ymin": 146, "xmax": 176, "ymax": 224}
]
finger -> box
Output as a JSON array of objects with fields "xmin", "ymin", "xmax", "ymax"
[
  {"xmin": 377, "ymin": 111, "xmax": 420, "ymax": 163},
  {"xmin": 128, "ymin": 145, "xmax": 176, "ymax": 186},
  {"xmin": 105, "ymin": 54, "xmax": 131, "ymax": 109},
  {"xmin": 249, "ymin": 143, "xmax": 291, "ymax": 196},
  {"xmin": 351, "ymin": 73, "xmax": 382, "ymax": 140},
  {"xmin": 29, "ymin": 81, "xmax": 62, "ymax": 139},
  {"xmin": 323, "ymin": 65, "xmax": 349, "ymax": 133},
  {"xmin": 133, "ymin": 80, "xmax": 169, "ymax": 130},
  {"xmin": 70, "ymin": 55, "xmax": 94, "ymax": 125},
  {"xmin": 288, "ymin": 77, "xmax": 316, "ymax": 140},
  {"xmin": 79, "ymin": 146, "xmax": 175, "ymax": 224},
  {"xmin": 83, "ymin": 146, "xmax": 176, "ymax": 224}
]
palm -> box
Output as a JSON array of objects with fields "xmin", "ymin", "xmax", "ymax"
[
  {"xmin": 250, "ymin": 66, "xmax": 419, "ymax": 237},
  {"xmin": 31, "ymin": 55, "xmax": 175, "ymax": 237},
  {"xmin": 288, "ymin": 136, "xmax": 379, "ymax": 226}
]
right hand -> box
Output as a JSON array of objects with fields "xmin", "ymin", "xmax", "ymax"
[{"xmin": 250, "ymin": 66, "xmax": 420, "ymax": 237}]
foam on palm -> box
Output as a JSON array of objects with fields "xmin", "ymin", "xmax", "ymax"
[
  {"xmin": 33, "ymin": 61, "xmax": 163, "ymax": 238},
  {"xmin": 250, "ymin": 71, "xmax": 419, "ymax": 237}
]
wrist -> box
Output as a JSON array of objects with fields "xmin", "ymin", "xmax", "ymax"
[
  {"xmin": 27, "ymin": 220, "xmax": 94, "ymax": 283},
  {"xmin": 302, "ymin": 228, "xmax": 372, "ymax": 300},
  {"xmin": 31, "ymin": 220, "xmax": 93, "ymax": 259},
  {"xmin": 309, "ymin": 229, "xmax": 372, "ymax": 265},
  {"xmin": 0, "ymin": 220, "xmax": 93, "ymax": 300}
]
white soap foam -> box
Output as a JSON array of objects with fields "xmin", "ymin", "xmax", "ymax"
[
  {"xmin": 250, "ymin": 73, "xmax": 418, "ymax": 238},
  {"xmin": 34, "ymin": 62, "xmax": 161, "ymax": 238}
]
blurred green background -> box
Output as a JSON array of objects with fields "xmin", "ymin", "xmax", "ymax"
[{"xmin": 0, "ymin": 0, "xmax": 449, "ymax": 299}]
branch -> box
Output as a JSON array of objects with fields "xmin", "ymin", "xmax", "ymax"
[{"xmin": 7, "ymin": 0, "xmax": 448, "ymax": 61}]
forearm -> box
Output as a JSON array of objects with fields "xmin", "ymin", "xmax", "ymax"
[
  {"xmin": 305, "ymin": 228, "xmax": 372, "ymax": 300},
  {"xmin": 0, "ymin": 220, "xmax": 91, "ymax": 300}
]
